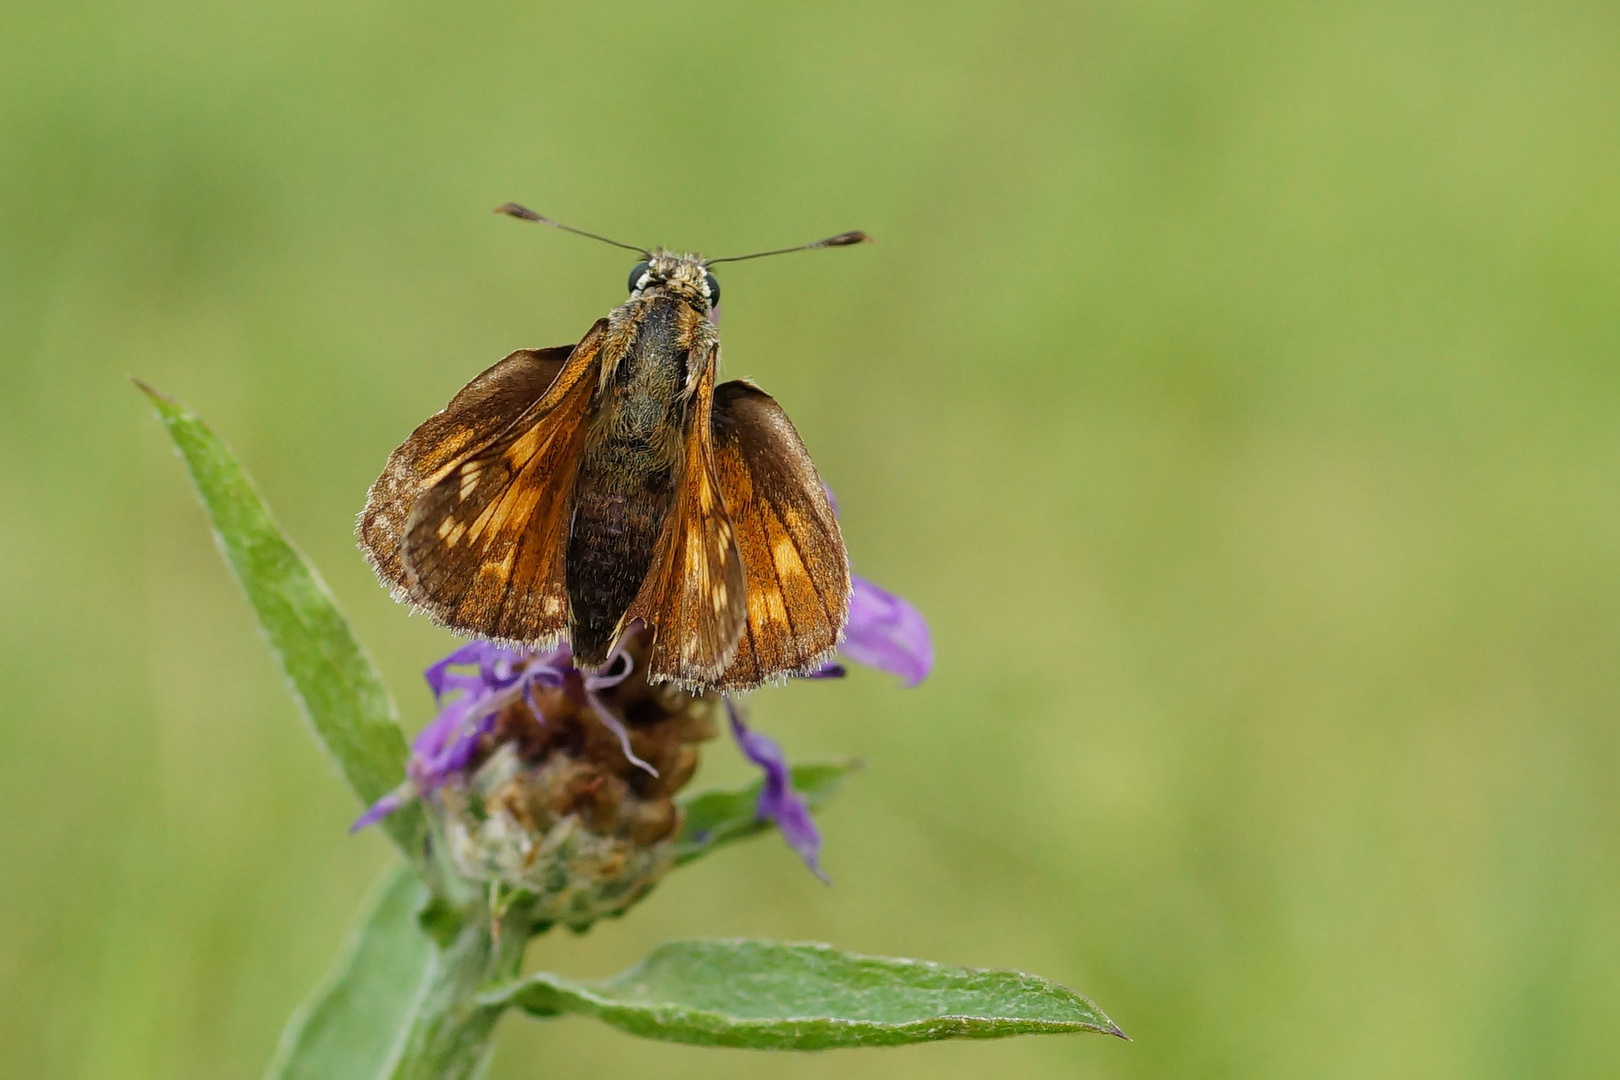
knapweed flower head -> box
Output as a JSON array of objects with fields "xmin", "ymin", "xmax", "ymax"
[
  {"xmin": 358, "ymin": 573, "xmax": 931, "ymax": 923},
  {"xmin": 358, "ymin": 624, "xmax": 717, "ymax": 928}
]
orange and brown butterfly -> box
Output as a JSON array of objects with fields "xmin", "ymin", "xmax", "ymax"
[{"xmin": 358, "ymin": 203, "xmax": 869, "ymax": 692}]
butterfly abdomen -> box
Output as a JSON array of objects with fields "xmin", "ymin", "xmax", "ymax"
[{"xmin": 566, "ymin": 297, "xmax": 693, "ymax": 667}]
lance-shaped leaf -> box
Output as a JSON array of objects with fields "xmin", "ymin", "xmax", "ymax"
[
  {"xmin": 138, "ymin": 383, "xmax": 424, "ymax": 862},
  {"xmin": 671, "ymin": 760, "xmax": 857, "ymax": 867},
  {"xmin": 483, "ymin": 940, "xmax": 1126, "ymax": 1050},
  {"xmin": 266, "ymin": 865, "xmax": 435, "ymax": 1079}
]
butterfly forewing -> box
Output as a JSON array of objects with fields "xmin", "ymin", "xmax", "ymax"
[
  {"xmin": 374, "ymin": 321, "xmax": 606, "ymax": 644},
  {"xmin": 359, "ymin": 343, "xmax": 575, "ymax": 597},
  {"xmin": 626, "ymin": 349, "xmax": 750, "ymax": 687},
  {"xmin": 708, "ymin": 379, "xmax": 850, "ymax": 689}
]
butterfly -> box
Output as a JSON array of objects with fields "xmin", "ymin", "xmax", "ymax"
[{"xmin": 359, "ymin": 204, "xmax": 869, "ymax": 692}]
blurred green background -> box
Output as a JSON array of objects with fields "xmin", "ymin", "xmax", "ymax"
[{"xmin": 5, "ymin": 0, "xmax": 1620, "ymax": 1076}]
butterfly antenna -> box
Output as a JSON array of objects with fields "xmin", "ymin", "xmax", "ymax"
[
  {"xmin": 705, "ymin": 230, "xmax": 871, "ymax": 265},
  {"xmin": 496, "ymin": 203, "xmax": 652, "ymax": 258}
]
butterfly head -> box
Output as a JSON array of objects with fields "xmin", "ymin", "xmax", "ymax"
[{"xmin": 626, "ymin": 251, "xmax": 720, "ymax": 311}]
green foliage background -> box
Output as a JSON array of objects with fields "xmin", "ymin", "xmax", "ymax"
[{"xmin": 5, "ymin": 1, "xmax": 1620, "ymax": 1076}]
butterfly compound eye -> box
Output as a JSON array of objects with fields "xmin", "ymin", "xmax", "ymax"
[
  {"xmin": 703, "ymin": 272, "xmax": 721, "ymax": 307},
  {"xmin": 627, "ymin": 261, "xmax": 651, "ymax": 294}
]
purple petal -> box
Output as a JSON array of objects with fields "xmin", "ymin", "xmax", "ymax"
[
  {"xmin": 522, "ymin": 679, "xmax": 546, "ymax": 724},
  {"xmin": 349, "ymin": 785, "xmax": 411, "ymax": 833},
  {"xmin": 424, "ymin": 641, "xmax": 500, "ymax": 700},
  {"xmin": 585, "ymin": 691, "xmax": 659, "ymax": 776},
  {"xmin": 841, "ymin": 575, "xmax": 933, "ymax": 686},
  {"xmin": 816, "ymin": 488, "xmax": 930, "ymax": 686},
  {"xmin": 424, "ymin": 639, "xmax": 547, "ymax": 700},
  {"xmin": 415, "ymin": 643, "xmax": 576, "ymax": 784},
  {"xmin": 726, "ymin": 701, "xmax": 827, "ymax": 883},
  {"xmin": 581, "ymin": 620, "xmax": 644, "ymax": 693},
  {"xmin": 406, "ymin": 697, "xmax": 498, "ymax": 790},
  {"xmin": 358, "ymin": 642, "xmax": 579, "ymax": 832}
]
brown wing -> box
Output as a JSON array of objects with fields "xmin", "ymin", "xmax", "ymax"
[
  {"xmin": 625, "ymin": 349, "xmax": 749, "ymax": 689},
  {"xmin": 708, "ymin": 380, "xmax": 850, "ymax": 690},
  {"xmin": 359, "ymin": 343, "xmax": 574, "ymax": 591},
  {"xmin": 359, "ymin": 320, "xmax": 607, "ymax": 645}
]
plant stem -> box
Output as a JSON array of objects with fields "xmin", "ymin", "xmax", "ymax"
[{"xmin": 384, "ymin": 903, "xmax": 534, "ymax": 1080}]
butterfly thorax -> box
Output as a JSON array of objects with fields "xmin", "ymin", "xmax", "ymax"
[{"xmin": 567, "ymin": 288, "xmax": 718, "ymax": 667}]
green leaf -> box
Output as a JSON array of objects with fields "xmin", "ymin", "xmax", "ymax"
[
  {"xmin": 266, "ymin": 864, "xmax": 435, "ymax": 1080},
  {"xmin": 484, "ymin": 939, "xmax": 1126, "ymax": 1050},
  {"xmin": 138, "ymin": 382, "xmax": 425, "ymax": 861},
  {"xmin": 671, "ymin": 760, "xmax": 858, "ymax": 867}
]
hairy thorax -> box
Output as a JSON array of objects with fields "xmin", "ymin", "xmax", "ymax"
[{"xmin": 566, "ymin": 295, "xmax": 711, "ymax": 665}]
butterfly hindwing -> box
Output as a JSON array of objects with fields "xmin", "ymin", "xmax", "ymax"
[
  {"xmin": 709, "ymin": 379, "xmax": 850, "ymax": 689},
  {"xmin": 626, "ymin": 348, "xmax": 750, "ymax": 687}
]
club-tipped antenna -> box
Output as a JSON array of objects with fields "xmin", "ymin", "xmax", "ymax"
[
  {"xmin": 496, "ymin": 202, "xmax": 652, "ymax": 258},
  {"xmin": 705, "ymin": 230, "xmax": 871, "ymax": 265}
]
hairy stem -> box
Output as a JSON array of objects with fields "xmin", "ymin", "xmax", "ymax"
[{"xmin": 384, "ymin": 904, "xmax": 534, "ymax": 1080}]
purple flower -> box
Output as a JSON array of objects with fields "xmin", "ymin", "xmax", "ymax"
[
  {"xmin": 727, "ymin": 701, "xmax": 828, "ymax": 883},
  {"xmin": 351, "ymin": 640, "xmax": 573, "ymax": 831},
  {"xmin": 725, "ymin": 558, "xmax": 929, "ymax": 875},
  {"xmin": 814, "ymin": 486, "xmax": 933, "ymax": 686},
  {"xmin": 834, "ymin": 575, "xmax": 933, "ymax": 686}
]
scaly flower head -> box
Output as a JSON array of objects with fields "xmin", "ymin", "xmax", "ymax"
[{"xmin": 359, "ymin": 627, "xmax": 717, "ymax": 927}]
